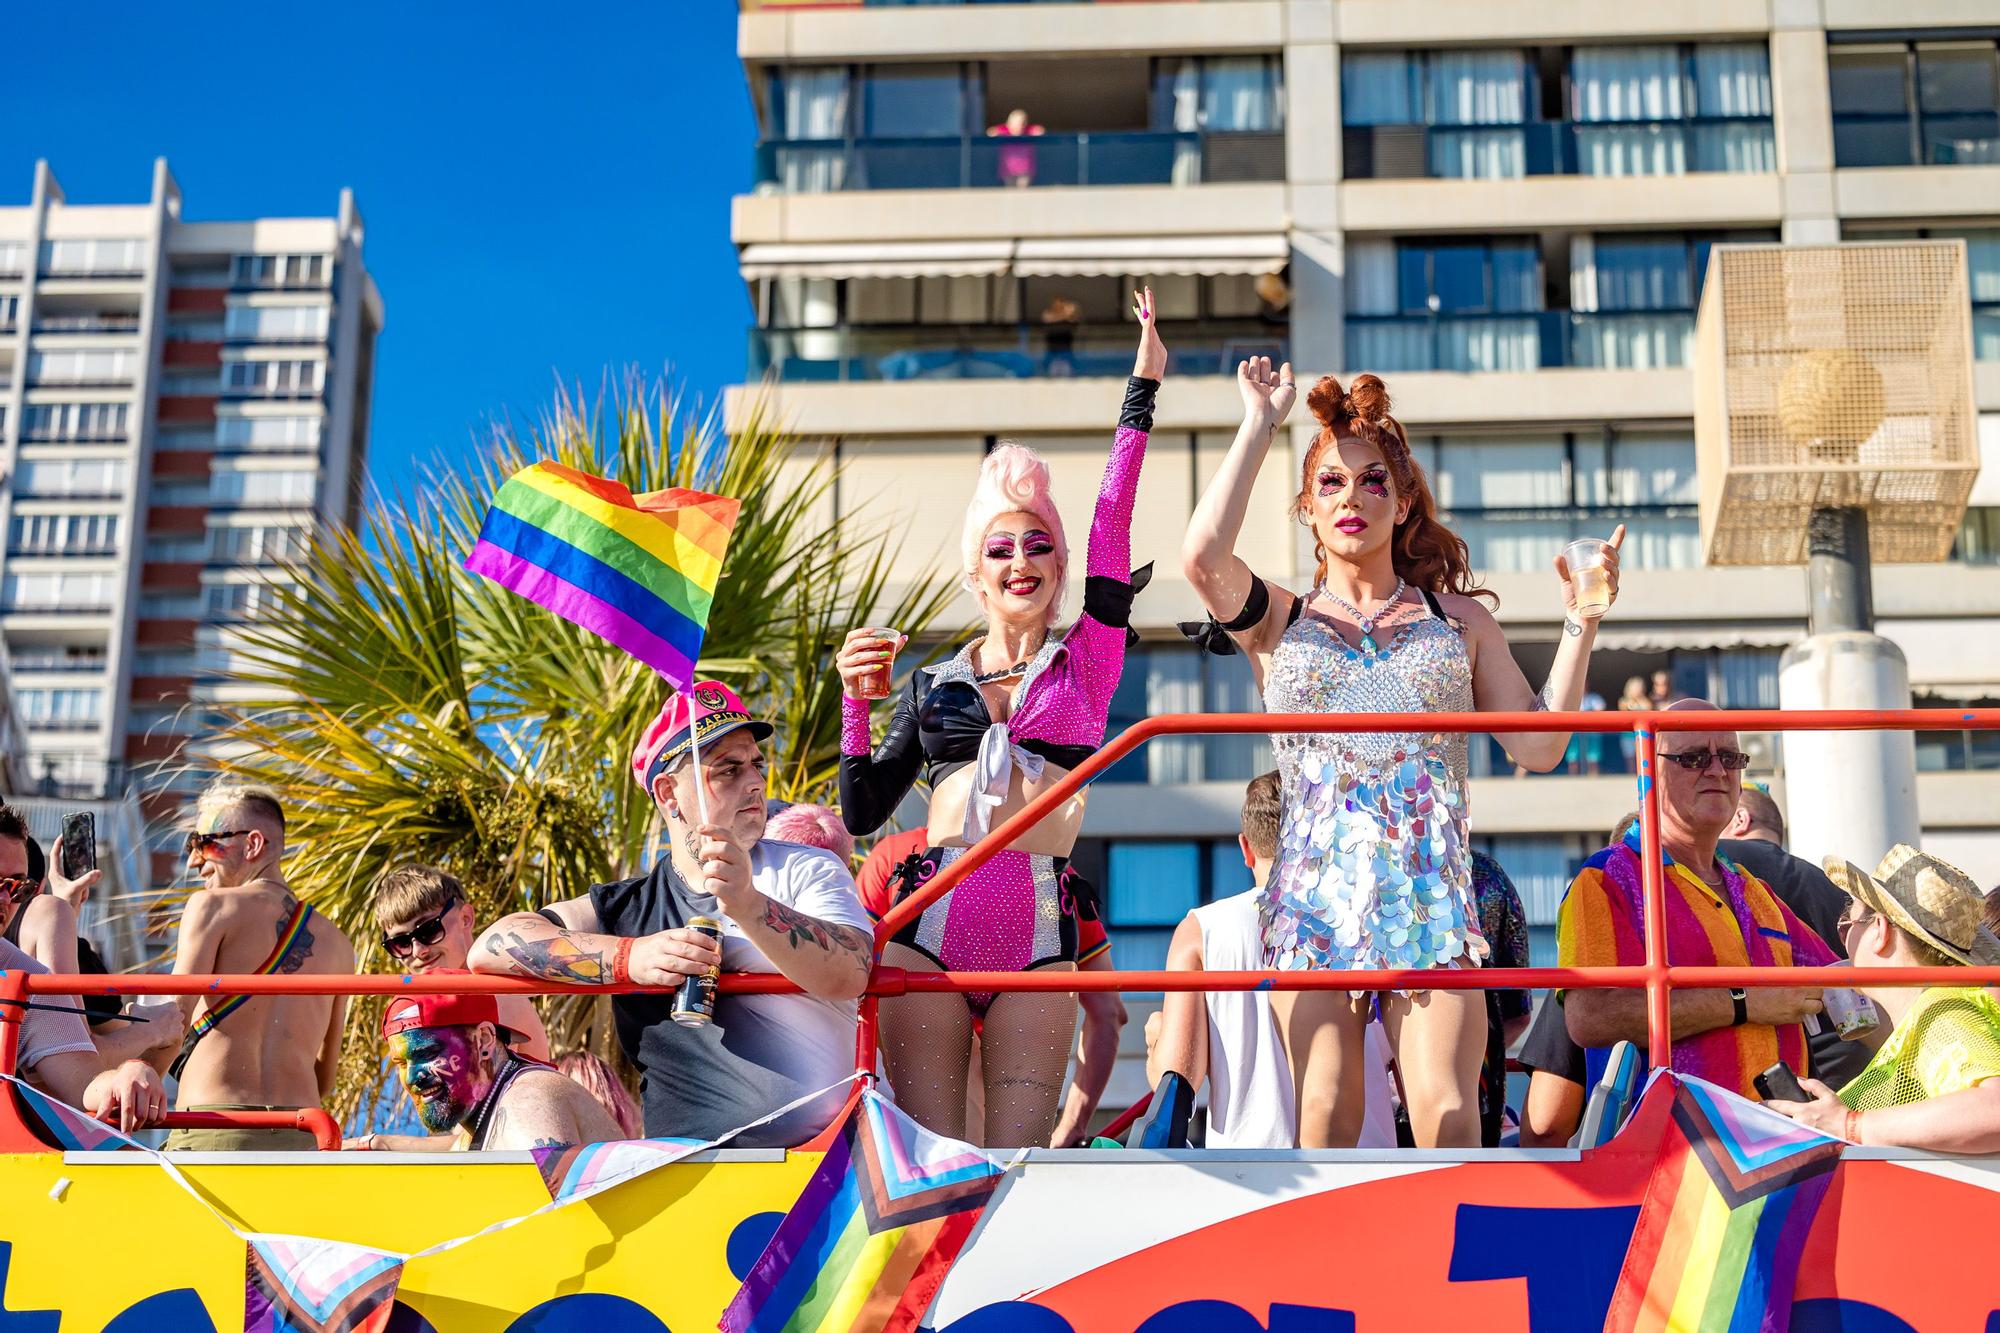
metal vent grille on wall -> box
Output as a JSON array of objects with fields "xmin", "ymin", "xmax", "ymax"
[{"xmin": 1693, "ymin": 240, "xmax": 1979, "ymax": 566}]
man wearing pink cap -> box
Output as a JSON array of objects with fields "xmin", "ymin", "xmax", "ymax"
[{"xmin": 472, "ymin": 681, "xmax": 874, "ymax": 1144}]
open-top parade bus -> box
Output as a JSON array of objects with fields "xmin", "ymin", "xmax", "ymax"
[{"xmin": 2, "ymin": 706, "xmax": 1997, "ymax": 1333}]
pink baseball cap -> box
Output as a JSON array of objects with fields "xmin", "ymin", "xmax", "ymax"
[{"xmin": 631, "ymin": 680, "xmax": 774, "ymax": 793}]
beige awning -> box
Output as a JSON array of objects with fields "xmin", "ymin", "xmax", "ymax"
[
  {"xmin": 1590, "ymin": 623, "xmax": 1803, "ymax": 653},
  {"xmin": 1012, "ymin": 234, "xmax": 1289, "ymax": 277},
  {"xmin": 737, "ymin": 241, "xmax": 1014, "ymax": 280}
]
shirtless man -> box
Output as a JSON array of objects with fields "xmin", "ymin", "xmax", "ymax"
[
  {"xmin": 380, "ymin": 990, "xmax": 619, "ymax": 1151},
  {"xmin": 165, "ymin": 785, "xmax": 355, "ymax": 1151}
]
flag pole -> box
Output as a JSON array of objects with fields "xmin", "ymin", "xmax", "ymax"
[{"xmin": 687, "ymin": 675, "xmax": 712, "ymax": 828}]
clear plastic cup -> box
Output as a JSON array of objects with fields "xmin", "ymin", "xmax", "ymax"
[
  {"xmin": 1563, "ymin": 538, "xmax": 1614, "ymax": 617},
  {"xmin": 855, "ymin": 630, "xmax": 904, "ymax": 700},
  {"xmin": 1820, "ymin": 962, "xmax": 1880, "ymax": 1039}
]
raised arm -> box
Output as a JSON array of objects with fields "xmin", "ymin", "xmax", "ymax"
[
  {"xmin": 835, "ymin": 666, "xmax": 924, "ymax": 837},
  {"xmin": 471, "ymin": 894, "xmax": 720, "ymax": 988},
  {"xmin": 1181, "ymin": 357, "xmax": 1298, "ymax": 658},
  {"xmin": 1466, "ymin": 526, "xmax": 1624, "ymax": 771}
]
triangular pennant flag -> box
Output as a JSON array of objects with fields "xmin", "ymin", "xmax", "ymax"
[
  {"xmin": 854, "ymin": 1088, "xmax": 1007, "ymax": 1230},
  {"xmin": 530, "ymin": 1136, "xmax": 706, "ymax": 1203},
  {"xmin": 4, "ymin": 1074, "xmax": 142, "ymax": 1152},
  {"xmin": 243, "ymin": 1233, "xmax": 405, "ymax": 1333}
]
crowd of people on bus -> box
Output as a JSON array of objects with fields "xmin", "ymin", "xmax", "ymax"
[{"xmin": 7, "ymin": 297, "xmax": 2000, "ymax": 1157}]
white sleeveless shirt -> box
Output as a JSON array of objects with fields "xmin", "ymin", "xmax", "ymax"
[{"xmin": 1193, "ymin": 889, "xmax": 1397, "ymax": 1149}]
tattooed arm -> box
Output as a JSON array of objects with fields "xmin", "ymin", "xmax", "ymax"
[
  {"xmin": 470, "ymin": 896, "xmax": 721, "ymax": 989},
  {"xmin": 691, "ymin": 830, "xmax": 873, "ymax": 1001}
]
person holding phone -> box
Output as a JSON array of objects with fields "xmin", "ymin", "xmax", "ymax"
[{"xmin": 834, "ymin": 293, "xmax": 1166, "ymax": 1147}]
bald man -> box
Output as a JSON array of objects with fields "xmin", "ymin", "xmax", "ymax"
[{"xmin": 1556, "ymin": 700, "xmax": 1837, "ymax": 1100}]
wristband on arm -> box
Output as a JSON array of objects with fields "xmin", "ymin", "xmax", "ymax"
[{"xmin": 611, "ymin": 936, "xmax": 635, "ymax": 987}]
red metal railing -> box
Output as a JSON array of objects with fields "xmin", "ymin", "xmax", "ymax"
[
  {"xmin": 159, "ymin": 1108, "xmax": 342, "ymax": 1152},
  {"xmin": 2, "ymin": 708, "xmax": 1997, "ymax": 1149}
]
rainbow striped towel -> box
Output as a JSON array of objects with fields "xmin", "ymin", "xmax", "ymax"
[
  {"xmin": 721, "ymin": 1088, "xmax": 1011, "ymax": 1333},
  {"xmin": 464, "ymin": 461, "xmax": 740, "ymax": 689},
  {"xmin": 1607, "ymin": 1076, "xmax": 1844, "ymax": 1333}
]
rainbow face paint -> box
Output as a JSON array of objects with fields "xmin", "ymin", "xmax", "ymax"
[{"xmin": 389, "ymin": 1027, "xmax": 485, "ymax": 1133}]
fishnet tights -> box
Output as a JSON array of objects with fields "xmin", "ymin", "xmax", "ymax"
[{"xmin": 877, "ymin": 943, "xmax": 1078, "ymax": 1148}]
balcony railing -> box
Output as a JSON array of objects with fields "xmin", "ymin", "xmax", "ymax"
[
  {"xmin": 756, "ymin": 129, "xmax": 1285, "ymax": 192},
  {"xmin": 1833, "ymin": 111, "xmax": 2000, "ymax": 168},
  {"xmin": 5, "ymin": 545, "xmax": 120, "ymax": 560},
  {"xmin": 750, "ymin": 320, "xmax": 1288, "ymax": 382},
  {"xmin": 31, "ymin": 316, "xmax": 141, "ymax": 334},
  {"xmin": 7, "ymin": 654, "xmax": 108, "ymax": 674},
  {"xmin": 0, "ymin": 603, "xmax": 115, "ymax": 616},
  {"xmin": 1343, "ymin": 118, "xmax": 1775, "ymax": 180},
  {"xmin": 1343, "ymin": 310, "xmax": 1695, "ymax": 373}
]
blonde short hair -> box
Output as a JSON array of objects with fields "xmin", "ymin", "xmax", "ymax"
[
  {"xmin": 373, "ymin": 863, "xmax": 462, "ymax": 931},
  {"xmin": 196, "ymin": 782, "xmax": 286, "ymax": 833}
]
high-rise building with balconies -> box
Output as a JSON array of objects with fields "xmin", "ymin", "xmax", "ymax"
[
  {"xmin": 0, "ymin": 158, "xmax": 382, "ymax": 913},
  {"xmin": 725, "ymin": 4, "xmax": 2000, "ymax": 1073}
]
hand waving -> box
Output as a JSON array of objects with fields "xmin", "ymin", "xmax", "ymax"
[
  {"xmin": 1132, "ymin": 286, "xmax": 1168, "ymax": 380},
  {"xmin": 1237, "ymin": 355, "xmax": 1296, "ymax": 429}
]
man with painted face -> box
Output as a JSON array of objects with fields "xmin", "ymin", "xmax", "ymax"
[
  {"xmin": 165, "ymin": 784, "xmax": 357, "ymax": 1150},
  {"xmin": 472, "ymin": 681, "xmax": 874, "ymax": 1145},
  {"xmin": 381, "ymin": 987, "xmax": 619, "ymax": 1151}
]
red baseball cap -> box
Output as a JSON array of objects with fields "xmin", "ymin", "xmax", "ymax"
[
  {"xmin": 631, "ymin": 679, "xmax": 773, "ymax": 793},
  {"xmin": 381, "ymin": 973, "xmax": 501, "ymax": 1039}
]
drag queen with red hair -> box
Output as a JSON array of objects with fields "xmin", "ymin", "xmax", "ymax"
[
  {"xmin": 836, "ymin": 293, "xmax": 1166, "ymax": 1147},
  {"xmin": 1181, "ymin": 359, "xmax": 1621, "ymax": 1148}
]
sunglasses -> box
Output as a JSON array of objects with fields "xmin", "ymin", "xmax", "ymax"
[
  {"xmin": 184, "ymin": 829, "xmax": 253, "ymax": 855},
  {"xmin": 1660, "ymin": 748, "xmax": 1751, "ymax": 772},
  {"xmin": 382, "ymin": 899, "xmax": 460, "ymax": 959},
  {"xmin": 1837, "ymin": 907, "xmax": 1875, "ymax": 935},
  {"xmin": 0, "ymin": 876, "xmax": 36, "ymax": 905}
]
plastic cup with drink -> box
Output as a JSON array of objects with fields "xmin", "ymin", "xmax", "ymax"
[
  {"xmin": 1818, "ymin": 960, "xmax": 1881, "ymax": 1040},
  {"xmin": 854, "ymin": 628, "xmax": 907, "ymax": 700},
  {"xmin": 1562, "ymin": 537, "xmax": 1616, "ymax": 618}
]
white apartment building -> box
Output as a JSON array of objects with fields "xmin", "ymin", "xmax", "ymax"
[
  {"xmin": 0, "ymin": 159, "xmax": 382, "ymax": 918},
  {"xmin": 726, "ymin": 2, "xmax": 2000, "ymax": 1015}
]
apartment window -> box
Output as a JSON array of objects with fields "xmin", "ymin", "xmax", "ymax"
[
  {"xmin": 204, "ymin": 583, "xmax": 257, "ymax": 620},
  {"xmin": 223, "ymin": 303, "xmax": 330, "ymax": 342},
  {"xmin": 1346, "ymin": 237, "xmax": 1541, "ymax": 372},
  {"xmin": 211, "ymin": 469, "xmax": 317, "ymax": 506},
  {"xmin": 150, "ymin": 480, "xmax": 214, "ymax": 507},
  {"xmin": 13, "ymin": 459, "xmax": 129, "ymax": 499},
  {"xmin": 8, "ymin": 646, "xmax": 106, "ymax": 674},
  {"xmin": 22, "ymin": 402, "xmax": 129, "ymax": 443},
  {"xmin": 1957, "ymin": 506, "xmax": 2000, "ymax": 563},
  {"xmin": 8, "ymin": 513, "xmax": 120, "ymax": 555},
  {"xmin": 1410, "ymin": 429, "xmax": 1699, "ymax": 572},
  {"xmin": 156, "ymin": 428, "xmax": 217, "ymax": 452},
  {"xmin": 1343, "ymin": 42, "xmax": 1773, "ymax": 179},
  {"xmin": 127, "ymin": 704, "xmax": 203, "ymax": 738},
  {"xmin": 39, "ymin": 238, "xmax": 145, "ymax": 275},
  {"xmin": 158, "ymin": 372, "xmax": 221, "ymax": 396},
  {"xmin": 1851, "ymin": 227, "xmax": 2000, "ymax": 359},
  {"xmin": 2, "ymin": 571, "xmax": 115, "ymax": 610},
  {"xmin": 16, "ymin": 688, "xmax": 104, "ymax": 729},
  {"xmin": 0, "ymin": 241, "xmax": 24, "ymax": 275},
  {"xmin": 130, "ymin": 649, "xmax": 200, "ymax": 677},
  {"xmin": 222, "ymin": 358, "xmax": 325, "ymax": 397},
  {"xmin": 27, "ymin": 349, "xmax": 138, "ymax": 386},
  {"xmin": 0, "ymin": 294, "xmax": 18, "ymax": 330},
  {"xmin": 863, "ymin": 64, "xmax": 967, "ymax": 138},
  {"xmin": 215, "ymin": 413, "xmax": 324, "ymax": 451},
  {"xmin": 1103, "ymin": 646, "xmax": 1272, "ymax": 785},
  {"xmin": 1567, "ymin": 233, "xmax": 1712, "ymax": 368},
  {"xmin": 145, "ymin": 533, "xmax": 209, "ymax": 563},
  {"xmin": 1101, "ymin": 839, "xmax": 1258, "ymax": 977},
  {"xmin": 145, "ymin": 594, "xmax": 205, "ymax": 619},
  {"xmin": 1155, "ymin": 56, "xmax": 1285, "ymax": 132},
  {"xmin": 1831, "ymin": 38, "xmax": 2000, "ymax": 166},
  {"xmin": 231, "ymin": 253, "xmax": 331, "ymax": 289},
  {"xmin": 208, "ymin": 523, "xmax": 307, "ymax": 564}
]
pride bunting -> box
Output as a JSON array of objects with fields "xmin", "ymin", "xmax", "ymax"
[{"xmin": 464, "ymin": 461, "xmax": 740, "ymax": 689}]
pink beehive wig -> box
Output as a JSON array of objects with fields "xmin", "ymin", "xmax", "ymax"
[{"xmin": 960, "ymin": 443, "xmax": 1068, "ymax": 624}]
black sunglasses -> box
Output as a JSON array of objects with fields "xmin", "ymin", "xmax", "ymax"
[
  {"xmin": 0, "ymin": 876, "xmax": 36, "ymax": 905},
  {"xmin": 382, "ymin": 899, "xmax": 460, "ymax": 959},
  {"xmin": 1660, "ymin": 748, "xmax": 1752, "ymax": 772},
  {"xmin": 184, "ymin": 829, "xmax": 253, "ymax": 855}
]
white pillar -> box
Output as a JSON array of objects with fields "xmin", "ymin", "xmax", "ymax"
[{"xmin": 1777, "ymin": 632, "xmax": 1921, "ymax": 872}]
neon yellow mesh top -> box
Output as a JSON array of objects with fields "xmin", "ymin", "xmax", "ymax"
[{"xmin": 1838, "ymin": 987, "xmax": 2000, "ymax": 1112}]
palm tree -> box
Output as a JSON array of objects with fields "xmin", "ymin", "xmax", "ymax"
[{"xmin": 199, "ymin": 373, "xmax": 959, "ymax": 1124}]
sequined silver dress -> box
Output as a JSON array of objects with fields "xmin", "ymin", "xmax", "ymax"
[{"xmin": 1260, "ymin": 594, "xmax": 1483, "ymax": 972}]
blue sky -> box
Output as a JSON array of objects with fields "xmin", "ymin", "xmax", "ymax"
[{"xmin": 1, "ymin": 3, "xmax": 754, "ymax": 502}]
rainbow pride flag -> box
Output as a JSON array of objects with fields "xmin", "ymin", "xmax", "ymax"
[
  {"xmin": 1606, "ymin": 1076, "xmax": 1844, "ymax": 1333},
  {"xmin": 722, "ymin": 1089, "xmax": 1010, "ymax": 1333},
  {"xmin": 464, "ymin": 461, "xmax": 740, "ymax": 689}
]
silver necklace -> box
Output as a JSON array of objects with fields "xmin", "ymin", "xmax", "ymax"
[{"xmin": 1317, "ymin": 577, "xmax": 1406, "ymax": 662}]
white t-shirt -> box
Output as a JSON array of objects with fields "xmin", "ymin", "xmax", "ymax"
[
  {"xmin": 696, "ymin": 840, "xmax": 872, "ymax": 1108},
  {"xmin": 0, "ymin": 936, "xmax": 95, "ymax": 1073}
]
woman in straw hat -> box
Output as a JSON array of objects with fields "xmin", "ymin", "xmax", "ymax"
[{"xmin": 1768, "ymin": 845, "xmax": 2000, "ymax": 1152}]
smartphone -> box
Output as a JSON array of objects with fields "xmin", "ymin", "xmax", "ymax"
[
  {"xmin": 1754, "ymin": 1061, "xmax": 1806, "ymax": 1103},
  {"xmin": 59, "ymin": 812, "xmax": 95, "ymax": 879}
]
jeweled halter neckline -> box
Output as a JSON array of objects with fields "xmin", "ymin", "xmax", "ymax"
[{"xmin": 1314, "ymin": 577, "xmax": 1407, "ymax": 663}]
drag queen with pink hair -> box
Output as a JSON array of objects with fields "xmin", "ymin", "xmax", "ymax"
[{"xmin": 836, "ymin": 292, "xmax": 1167, "ymax": 1146}]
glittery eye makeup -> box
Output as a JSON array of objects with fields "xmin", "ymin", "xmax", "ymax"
[
  {"xmin": 1316, "ymin": 471, "xmax": 1342, "ymax": 496},
  {"xmin": 984, "ymin": 538, "xmax": 1017, "ymax": 560},
  {"xmin": 1358, "ymin": 469, "xmax": 1390, "ymax": 498},
  {"xmin": 1022, "ymin": 531, "xmax": 1056, "ymax": 557}
]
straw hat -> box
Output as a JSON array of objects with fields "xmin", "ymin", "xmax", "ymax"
[{"xmin": 1823, "ymin": 844, "xmax": 2000, "ymax": 966}]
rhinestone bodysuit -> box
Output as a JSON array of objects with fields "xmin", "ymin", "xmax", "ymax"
[{"xmin": 1260, "ymin": 595, "xmax": 1482, "ymax": 973}]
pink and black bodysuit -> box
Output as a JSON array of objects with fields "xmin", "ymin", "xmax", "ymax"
[{"xmin": 839, "ymin": 376, "xmax": 1157, "ymax": 1013}]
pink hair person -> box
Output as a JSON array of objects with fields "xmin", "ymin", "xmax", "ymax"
[
  {"xmin": 960, "ymin": 444, "xmax": 1068, "ymax": 625},
  {"xmin": 764, "ymin": 803, "xmax": 857, "ymax": 863}
]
